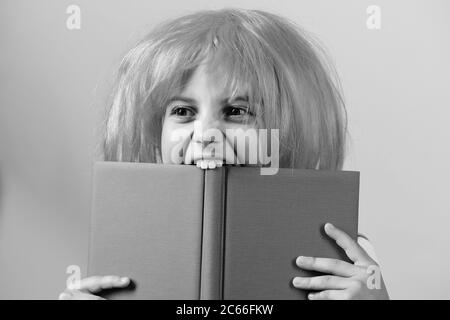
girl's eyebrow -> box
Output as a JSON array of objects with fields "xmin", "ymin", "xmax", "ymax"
[
  {"xmin": 225, "ymin": 95, "xmax": 248, "ymax": 104},
  {"xmin": 168, "ymin": 95, "xmax": 249, "ymax": 104},
  {"xmin": 168, "ymin": 95, "xmax": 197, "ymax": 104}
]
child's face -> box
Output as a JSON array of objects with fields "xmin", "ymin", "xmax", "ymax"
[{"xmin": 161, "ymin": 64, "xmax": 258, "ymax": 167}]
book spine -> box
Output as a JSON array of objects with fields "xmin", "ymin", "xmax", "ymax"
[{"xmin": 200, "ymin": 167, "xmax": 226, "ymax": 300}]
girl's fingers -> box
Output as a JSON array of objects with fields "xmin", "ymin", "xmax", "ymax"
[
  {"xmin": 292, "ymin": 275, "xmax": 351, "ymax": 290},
  {"xmin": 58, "ymin": 289, "xmax": 105, "ymax": 300},
  {"xmin": 307, "ymin": 290, "xmax": 351, "ymax": 300},
  {"xmin": 77, "ymin": 275, "xmax": 130, "ymax": 293},
  {"xmin": 296, "ymin": 256, "xmax": 362, "ymax": 277},
  {"xmin": 324, "ymin": 223, "xmax": 372, "ymax": 265}
]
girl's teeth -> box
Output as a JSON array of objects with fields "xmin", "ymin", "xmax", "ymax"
[
  {"xmin": 195, "ymin": 159, "xmax": 223, "ymax": 169},
  {"xmin": 208, "ymin": 161, "xmax": 216, "ymax": 169}
]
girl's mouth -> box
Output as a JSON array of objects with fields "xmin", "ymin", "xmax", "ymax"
[{"xmin": 194, "ymin": 158, "xmax": 224, "ymax": 169}]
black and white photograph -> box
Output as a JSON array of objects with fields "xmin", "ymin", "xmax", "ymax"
[{"xmin": 0, "ymin": 0, "xmax": 449, "ymax": 305}]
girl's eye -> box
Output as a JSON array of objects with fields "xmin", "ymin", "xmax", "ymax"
[
  {"xmin": 170, "ymin": 106, "xmax": 195, "ymax": 118},
  {"xmin": 223, "ymin": 106, "xmax": 253, "ymax": 119}
]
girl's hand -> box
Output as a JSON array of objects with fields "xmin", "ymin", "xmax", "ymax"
[
  {"xmin": 293, "ymin": 223, "xmax": 389, "ymax": 300},
  {"xmin": 58, "ymin": 275, "xmax": 130, "ymax": 300}
]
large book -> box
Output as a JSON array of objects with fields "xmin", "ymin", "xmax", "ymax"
[{"xmin": 88, "ymin": 162, "xmax": 359, "ymax": 299}]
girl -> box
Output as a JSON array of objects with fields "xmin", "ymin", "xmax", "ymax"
[{"xmin": 59, "ymin": 8, "xmax": 389, "ymax": 300}]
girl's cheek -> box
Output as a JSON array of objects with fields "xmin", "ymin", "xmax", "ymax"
[
  {"xmin": 161, "ymin": 121, "xmax": 193, "ymax": 164},
  {"xmin": 224, "ymin": 124, "xmax": 260, "ymax": 165}
]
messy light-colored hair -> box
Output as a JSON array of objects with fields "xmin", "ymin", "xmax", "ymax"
[{"xmin": 102, "ymin": 8, "xmax": 347, "ymax": 170}]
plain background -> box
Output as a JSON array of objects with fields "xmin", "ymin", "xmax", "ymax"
[{"xmin": 1, "ymin": 0, "xmax": 449, "ymax": 299}]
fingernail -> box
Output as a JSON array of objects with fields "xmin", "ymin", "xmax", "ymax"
[
  {"xmin": 308, "ymin": 293, "xmax": 315, "ymax": 300},
  {"xmin": 325, "ymin": 223, "xmax": 334, "ymax": 230},
  {"xmin": 292, "ymin": 277, "xmax": 303, "ymax": 286},
  {"xmin": 296, "ymin": 256, "xmax": 310, "ymax": 265},
  {"xmin": 120, "ymin": 277, "xmax": 130, "ymax": 284}
]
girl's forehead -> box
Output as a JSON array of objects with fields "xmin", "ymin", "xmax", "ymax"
[{"xmin": 178, "ymin": 63, "xmax": 249, "ymax": 101}]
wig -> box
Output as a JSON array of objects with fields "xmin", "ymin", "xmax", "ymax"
[{"xmin": 102, "ymin": 8, "xmax": 347, "ymax": 170}]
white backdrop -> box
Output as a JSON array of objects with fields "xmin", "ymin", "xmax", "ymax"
[{"xmin": 1, "ymin": 0, "xmax": 449, "ymax": 299}]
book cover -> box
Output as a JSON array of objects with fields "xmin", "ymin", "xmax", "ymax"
[{"xmin": 88, "ymin": 162, "xmax": 359, "ymax": 299}]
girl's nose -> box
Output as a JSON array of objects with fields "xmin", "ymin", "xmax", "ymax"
[
  {"xmin": 192, "ymin": 117, "xmax": 223, "ymax": 147},
  {"xmin": 195, "ymin": 136, "xmax": 216, "ymax": 148}
]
